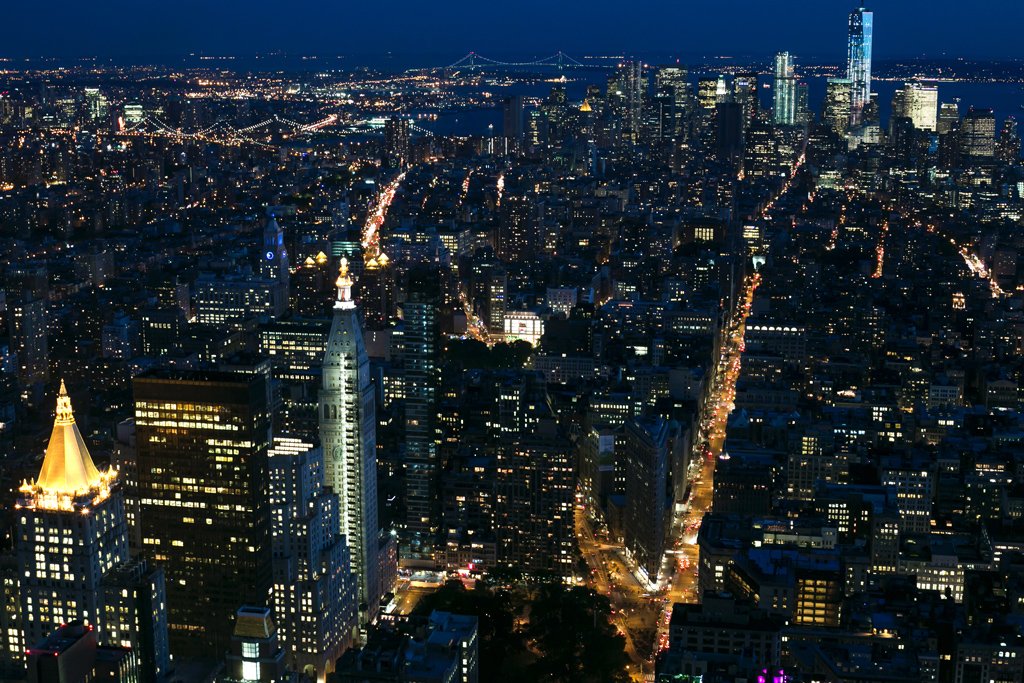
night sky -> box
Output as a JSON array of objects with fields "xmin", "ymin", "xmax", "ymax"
[{"xmin": 3, "ymin": 0, "xmax": 1021, "ymax": 61}]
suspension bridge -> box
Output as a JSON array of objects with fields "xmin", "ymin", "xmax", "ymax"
[
  {"xmin": 116, "ymin": 113, "xmax": 338, "ymax": 148},
  {"xmin": 417, "ymin": 51, "xmax": 608, "ymax": 72}
]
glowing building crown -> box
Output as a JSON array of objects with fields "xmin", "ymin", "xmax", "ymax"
[
  {"xmin": 18, "ymin": 380, "xmax": 116, "ymax": 511},
  {"xmin": 335, "ymin": 257, "xmax": 355, "ymax": 309}
]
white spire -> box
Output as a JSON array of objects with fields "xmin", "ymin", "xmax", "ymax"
[{"xmin": 335, "ymin": 257, "xmax": 355, "ymax": 309}]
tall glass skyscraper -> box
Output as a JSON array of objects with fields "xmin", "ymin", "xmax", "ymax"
[
  {"xmin": 773, "ymin": 52, "xmax": 797, "ymax": 126},
  {"xmin": 847, "ymin": 7, "xmax": 873, "ymax": 125}
]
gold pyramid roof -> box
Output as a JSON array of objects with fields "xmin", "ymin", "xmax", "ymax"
[{"xmin": 35, "ymin": 380, "xmax": 103, "ymax": 496}]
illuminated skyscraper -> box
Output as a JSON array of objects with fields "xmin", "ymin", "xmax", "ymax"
[
  {"xmin": 494, "ymin": 412, "xmax": 575, "ymax": 577},
  {"xmin": 960, "ymin": 107, "xmax": 997, "ymax": 161},
  {"xmin": 847, "ymin": 7, "xmax": 873, "ymax": 125},
  {"xmin": 497, "ymin": 193, "xmax": 539, "ymax": 262},
  {"xmin": 258, "ymin": 317, "xmax": 330, "ymax": 439},
  {"xmin": 134, "ymin": 370, "xmax": 273, "ymax": 657},
  {"xmin": 193, "ymin": 251, "xmax": 289, "ymax": 331},
  {"xmin": 654, "ymin": 66, "xmax": 691, "ymax": 135},
  {"xmin": 824, "ymin": 78, "xmax": 853, "ymax": 136},
  {"xmin": 100, "ymin": 557, "xmax": 171, "ymax": 683},
  {"xmin": 384, "ymin": 117, "xmax": 410, "ymax": 168},
  {"xmin": 697, "ymin": 78, "xmax": 719, "ymax": 111},
  {"xmin": 996, "ymin": 117, "xmax": 1021, "ymax": 165},
  {"xmin": 613, "ymin": 60, "xmax": 644, "ymax": 141},
  {"xmin": 85, "ymin": 87, "xmax": 109, "ymax": 121},
  {"xmin": 772, "ymin": 53, "xmax": 797, "ymax": 126},
  {"xmin": 16, "ymin": 381, "xmax": 127, "ymax": 649},
  {"xmin": 743, "ymin": 120, "xmax": 779, "ymax": 179},
  {"xmin": 470, "ymin": 259, "xmax": 507, "ymax": 338},
  {"xmin": 892, "ymin": 81, "xmax": 938, "ymax": 131},
  {"xmin": 732, "ymin": 72, "xmax": 759, "ymax": 126},
  {"xmin": 937, "ymin": 102, "xmax": 960, "ymax": 135},
  {"xmin": 13, "ymin": 382, "xmax": 170, "ymax": 681},
  {"xmin": 268, "ymin": 438, "xmax": 358, "ymax": 676},
  {"xmin": 319, "ymin": 259, "xmax": 381, "ymax": 623},
  {"xmin": 485, "ymin": 265, "xmax": 507, "ymax": 337},
  {"xmin": 715, "ymin": 76, "xmax": 729, "ymax": 104},
  {"xmin": 795, "ymin": 82, "xmax": 810, "ymax": 125}
]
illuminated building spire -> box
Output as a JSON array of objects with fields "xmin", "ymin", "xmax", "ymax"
[
  {"xmin": 14, "ymin": 379, "xmax": 144, "ymax": 668},
  {"xmin": 322, "ymin": 254, "xmax": 380, "ymax": 625},
  {"xmin": 18, "ymin": 380, "xmax": 117, "ymax": 512},
  {"xmin": 335, "ymin": 257, "xmax": 355, "ymax": 309},
  {"xmin": 36, "ymin": 380, "xmax": 105, "ymax": 495}
]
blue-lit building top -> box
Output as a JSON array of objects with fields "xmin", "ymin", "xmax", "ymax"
[{"xmin": 846, "ymin": 7, "xmax": 873, "ymax": 124}]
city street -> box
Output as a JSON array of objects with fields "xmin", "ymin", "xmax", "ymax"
[
  {"xmin": 575, "ymin": 270, "xmax": 760, "ymax": 676},
  {"xmin": 576, "ymin": 505, "xmax": 661, "ymax": 680},
  {"xmin": 388, "ymin": 580, "xmax": 433, "ymax": 616},
  {"xmin": 653, "ymin": 270, "xmax": 759, "ymax": 652}
]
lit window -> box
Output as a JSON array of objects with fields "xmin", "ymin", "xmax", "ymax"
[{"xmin": 242, "ymin": 660, "xmax": 260, "ymax": 680}]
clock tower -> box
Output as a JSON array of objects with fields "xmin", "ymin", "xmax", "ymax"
[{"xmin": 260, "ymin": 214, "xmax": 290, "ymax": 289}]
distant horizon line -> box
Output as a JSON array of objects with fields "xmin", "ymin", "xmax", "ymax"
[{"xmin": 0, "ymin": 50, "xmax": 1021, "ymax": 66}]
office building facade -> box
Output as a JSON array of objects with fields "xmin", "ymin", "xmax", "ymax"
[
  {"xmin": 401, "ymin": 267, "xmax": 443, "ymax": 563},
  {"xmin": 268, "ymin": 438, "xmax": 358, "ymax": 678},
  {"xmin": 134, "ymin": 370, "xmax": 273, "ymax": 656}
]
